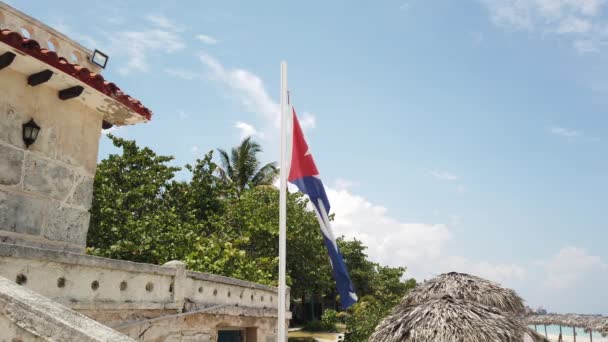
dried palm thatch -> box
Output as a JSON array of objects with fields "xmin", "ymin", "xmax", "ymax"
[
  {"xmin": 370, "ymin": 295, "xmax": 533, "ymax": 342},
  {"xmin": 401, "ymin": 272, "xmax": 526, "ymax": 315}
]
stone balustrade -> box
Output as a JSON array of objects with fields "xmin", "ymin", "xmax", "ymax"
[
  {"xmin": 0, "ymin": 1, "xmax": 103, "ymax": 73},
  {"xmin": 0, "ymin": 243, "xmax": 289, "ymax": 316}
]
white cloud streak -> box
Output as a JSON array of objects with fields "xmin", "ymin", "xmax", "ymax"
[
  {"xmin": 548, "ymin": 126, "xmax": 581, "ymax": 138},
  {"xmin": 479, "ymin": 0, "xmax": 608, "ymax": 54},
  {"xmin": 196, "ymin": 34, "xmax": 219, "ymax": 45},
  {"xmin": 539, "ymin": 246, "xmax": 607, "ymax": 290},
  {"xmin": 431, "ymin": 170, "xmax": 460, "ymax": 181},
  {"xmin": 199, "ymin": 52, "xmax": 318, "ymax": 139},
  {"xmin": 234, "ymin": 121, "xmax": 264, "ymax": 140},
  {"xmin": 105, "ymin": 14, "xmax": 185, "ymax": 75},
  {"xmin": 165, "ymin": 68, "xmax": 201, "ymax": 80},
  {"xmin": 326, "ymin": 186, "xmax": 524, "ymax": 286},
  {"xmin": 145, "ymin": 14, "xmax": 183, "ymax": 31},
  {"xmin": 199, "ymin": 53, "xmax": 280, "ymax": 125}
]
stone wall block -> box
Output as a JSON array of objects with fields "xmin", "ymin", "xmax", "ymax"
[
  {"xmin": 70, "ymin": 175, "xmax": 94, "ymax": 210},
  {"xmin": 0, "ymin": 144, "xmax": 24, "ymax": 186},
  {"xmin": 23, "ymin": 154, "xmax": 75, "ymax": 201},
  {"xmin": 0, "ymin": 107, "xmax": 24, "ymax": 147},
  {"xmin": 0, "ymin": 190, "xmax": 45, "ymax": 236},
  {"xmin": 45, "ymin": 202, "xmax": 90, "ymax": 246}
]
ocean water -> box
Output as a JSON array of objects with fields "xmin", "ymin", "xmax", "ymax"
[{"xmin": 528, "ymin": 325, "xmax": 606, "ymax": 342}]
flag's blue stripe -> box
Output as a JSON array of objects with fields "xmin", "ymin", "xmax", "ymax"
[
  {"xmin": 289, "ymin": 176, "xmax": 331, "ymax": 213},
  {"xmin": 318, "ymin": 218, "xmax": 358, "ymax": 309},
  {"xmin": 290, "ymin": 176, "xmax": 358, "ymax": 309}
]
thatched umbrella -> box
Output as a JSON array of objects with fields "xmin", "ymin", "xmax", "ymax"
[
  {"xmin": 401, "ymin": 272, "xmax": 526, "ymax": 315},
  {"xmin": 370, "ymin": 295, "xmax": 532, "ymax": 342}
]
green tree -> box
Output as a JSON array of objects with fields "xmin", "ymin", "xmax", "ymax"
[
  {"xmin": 87, "ymin": 135, "xmax": 185, "ymax": 263},
  {"xmin": 210, "ymin": 186, "xmax": 333, "ymax": 291},
  {"xmin": 338, "ymin": 238, "xmax": 377, "ymax": 297},
  {"xmin": 335, "ymin": 237, "xmax": 416, "ymax": 342},
  {"xmin": 217, "ymin": 137, "xmax": 278, "ymax": 196}
]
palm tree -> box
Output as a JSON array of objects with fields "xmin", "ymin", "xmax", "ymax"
[{"xmin": 217, "ymin": 137, "xmax": 279, "ymax": 195}]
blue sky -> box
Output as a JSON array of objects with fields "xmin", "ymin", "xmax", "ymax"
[{"xmin": 9, "ymin": 0, "xmax": 608, "ymax": 314}]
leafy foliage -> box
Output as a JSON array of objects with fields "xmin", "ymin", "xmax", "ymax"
[{"xmin": 339, "ymin": 239, "xmax": 417, "ymax": 342}]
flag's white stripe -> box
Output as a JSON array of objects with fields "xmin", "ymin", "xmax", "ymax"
[{"xmin": 316, "ymin": 199, "xmax": 339, "ymax": 250}]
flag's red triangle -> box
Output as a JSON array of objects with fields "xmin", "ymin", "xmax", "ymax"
[{"xmin": 288, "ymin": 108, "xmax": 319, "ymax": 181}]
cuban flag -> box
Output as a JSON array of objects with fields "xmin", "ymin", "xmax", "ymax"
[{"xmin": 288, "ymin": 108, "xmax": 358, "ymax": 309}]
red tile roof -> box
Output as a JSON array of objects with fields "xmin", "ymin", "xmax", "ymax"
[{"xmin": 0, "ymin": 28, "xmax": 152, "ymax": 121}]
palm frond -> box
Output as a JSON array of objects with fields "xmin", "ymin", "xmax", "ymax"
[{"xmin": 251, "ymin": 162, "xmax": 279, "ymax": 186}]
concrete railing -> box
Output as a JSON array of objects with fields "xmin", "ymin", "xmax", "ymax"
[
  {"xmin": 0, "ymin": 1, "xmax": 102, "ymax": 73},
  {"xmin": 0, "ymin": 243, "xmax": 288, "ymax": 314}
]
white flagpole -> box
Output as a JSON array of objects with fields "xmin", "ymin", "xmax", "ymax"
[{"xmin": 278, "ymin": 61, "xmax": 288, "ymax": 342}]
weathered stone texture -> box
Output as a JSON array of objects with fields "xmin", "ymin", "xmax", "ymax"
[
  {"xmin": 45, "ymin": 204, "xmax": 90, "ymax": 245},
  {"xmin": 0, "ymin": 190, "xmax": 44, "ymax": 236},
  {"xmin": 0, "ymin": 106, "xmax": 23, "ymax": 148},
  {"xmin": 23, "ymin": 155, "xmax": 74, "ymax": 202},
  {"xmin": 0, "ymin": 144, "xmax": 23, "ymax": 186},
  {"xmin": 70, "ymin": 175, "xmax": 94, "ymax": 209},
  {"xmin": 0, "ymin": 275, "xmax": 135, "ymax": 341},
  {"xmin": 0, "ymin": 312, "xmax": 43, "ymax": 341}
]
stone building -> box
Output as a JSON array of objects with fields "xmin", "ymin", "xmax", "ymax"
[{"xmin": 0, "ymin": 2, "xmax": 289, "ymax": 341}]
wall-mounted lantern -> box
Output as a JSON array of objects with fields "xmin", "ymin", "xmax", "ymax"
[
  {"xmin": 22, "ymin": 119, "xmax": 40, "ymax": 148},
  {"xmin": 91, "ymin": 49, "xmax": 109, "ymax": 69}
]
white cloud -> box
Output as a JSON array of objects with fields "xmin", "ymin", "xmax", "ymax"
[
  {"xmin": 234, "ymin": 121, "xmax": 264, "ymax": 139},
  {"xmin": 431, "ymin": 170, "xmax": 460, "ymax": 181},
  {"xmin": 178, "ymin": 111, "xmax": 189, "ymax": 120},
  {"xmin": 101, "ymin": 125, "xmax": 127, "ymax": 137},
  {"xmin": 573, "ymin": 39, "xmax": 599, "ymax": 53},
  {"xmin": 333, "ymin": 178, "xmax": 358, "ymax": 191},
  {"xmin": 199, "ymin": 53, "xmax": 280, "ymax": 126},
  {"xmin": 196, "ymin": 34, "xmax": 219, "ymax": 45},
  {"xmin": 548, "ymin": 126, "xmax": 581, "ymax": 138},
  {"xmin": 190, "ymin": 145, "xmax": 201, "ymax": 157},
  {"xmin": 471, "ymin": 31, "xmax": 485, "ymax": 45},
  {"xmin": 328, "ymin": 187, "xmax": 451, "ymax": 276},
  {"xmin": 539, "ymin": 246, "xmax": 607, "ymax": 290},
  {"xmin": 558, "ymin": 17, "xmax": 593, "ymax": 33},
  {"xmin": 326, "ymin": 186, "xmax": 525, "ymax": 286},
  {"xmin": 165, "ymin": 68, "xmax": 201, "ymax": 80},
  {"xmin": 479, "ymin": 0, "xmax": 608, "ymax": 54},
  {"xmin": 439, "ymin": 256, "xmax": 527, "ymax": 285},
  {"xmin": 199, "ymin": 53, "xmax": 319, "ymax": 136},
  {"xmin": 299, "ymin": 112, "xmax": 317, "ymax": 130},
  {"xmin": 106, "ymin": 14, "xmax": 185, "ymax": 75},
  {"xmin": 145, "ymin": 14, "xmax": 182, "ymax": 31},
  {"xmin": 114, "ymin": 30, "xmax": 184, "ymax": 75}
]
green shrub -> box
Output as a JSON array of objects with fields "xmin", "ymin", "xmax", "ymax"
[
  {"xmin": 336, "ymin": 311, "xmax": 348, "ymax": 324},
  {"xmin": 302, "ymin": 311, "xmax": 338, "ymax": 333},
  {"xmin": 321, "ymin": 309, "xmax": 338, "ymax": 329}
]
